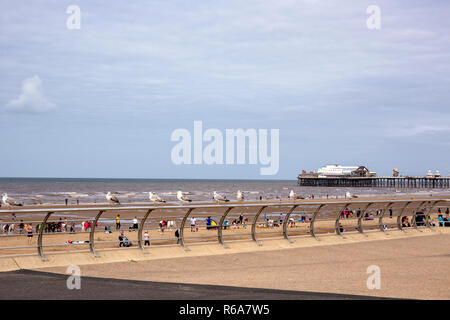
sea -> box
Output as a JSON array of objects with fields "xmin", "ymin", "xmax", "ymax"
[{"xmin": 0, "ymin": 177, "xmax": 449, "ymax": 206}]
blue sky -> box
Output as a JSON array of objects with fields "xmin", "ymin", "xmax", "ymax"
[{"xmin": 1, "ymin": 0, "xmax": 449, "ymax": 179}]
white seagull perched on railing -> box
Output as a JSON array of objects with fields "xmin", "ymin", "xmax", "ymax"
[
  {"xmin": 177, "ymin": 191, "xmax": 192, "ymax": 203},
  {"xmin": 213, "ymin": 191, "xmax": 229, "ymax": 203},
  {"xmin": 106, "ymin": 192, "xmax": 121, "ymax": 205},
  {"xmin": 1, "ymin": 193, "xmax": 23, "ymax": 207},
  {"xmin": 236, "ymin": 190, "xmax": 244, "ymax": 201},
  {"xmin": 149, "ymin": 192, "xmax": 166, "ymax": 203},
  {"xmin": 346, "ymin": 191, "xmax": 358, "ymax": 199},
  {"xmin": 289, "ymin": 190, "xmax": 303, "ymax": 200}
]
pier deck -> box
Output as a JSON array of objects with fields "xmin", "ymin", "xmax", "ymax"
[{"xmin": 297, "ymin": 176, "xmax": 450, "ymax": 188}]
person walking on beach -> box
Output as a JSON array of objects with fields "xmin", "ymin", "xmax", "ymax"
[
  {"xmin": 115, "ymin": 215, "xmax": 121, "ymax": 230},
  {"xmin": 144, "ymin": 231, "xmax": 150, "ymax": 246},
  {"xmin": 190, "ymin": 217, "xmax": 196, "ymax": 232},
  {"xmin": 25, "ymin": 223, "xmax": 33, "ymax": 245},
  {"xmin": 118, "ymin": 231, "xmax": 124, "ymax": 247},
  {"xmin": 132, "ymin": 217, "xmax": 138, "ymax": 231},
  {"xmin": 65, "ymin": 198, "xmax": 68, "ymax": 206},
  {"xmin": 175, "ymin": 229, "xmax": 180, "ymax": 244},
  {"xmin": 159, "ymin": 220, "xmax": 165, "ymax": 233},
  {"xmin": 239, "ymin": 213, "xmax": 243, "ymax": 225}
]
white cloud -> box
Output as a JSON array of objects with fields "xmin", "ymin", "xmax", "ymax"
[{"xmin": 5, "ymin": 76, "xmax": 56, "ymax": 113}]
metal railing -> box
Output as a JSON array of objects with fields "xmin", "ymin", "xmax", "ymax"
[{"xmin": 0, "ymin": 198, "xmax": 448, "ymax": 261}]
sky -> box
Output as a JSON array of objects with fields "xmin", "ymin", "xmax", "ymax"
[{"xmin": 0, "ymin": 0, "xmax": 449, "ymax": 179}]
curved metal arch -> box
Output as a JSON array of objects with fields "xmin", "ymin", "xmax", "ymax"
[
  {"xmin": 282, "ymin": 205, "xmax": 299, "ymax": 243},
  {"xmin": 218, "ymin": 207, "xmax": 234, "ymax": 248},
  {"xmin": 397, "ymin": 201, "xmax": 412, "ymax": 231},
  {"xmin": 411, "ymin": 201, "xmax": 426, "ymax": 230},
  {"xmin": 251, "ymin": 206, "xmax": 268, "ymax": 246},
  {"xmin": 356, "ymin": 203, "xmax": 373, "ymax": 234},
  {"xmin": 138, "ymin": 209, "xmax": 154, "ymax": 253},
  {"xmin": 37, "ymin": 211, "xmax": 54, "ymax": 262},
  {"xmin": 89, "ymin": 210, "xmax": 105, "ymax": 258},
  {"xmin": 334, "ymin": 203, "xmax": 351, "ymax": 236},
  {"xmin": 179, "ymin": 208, "xmax": 195, "ymax": 251},
  {"xmin": 424, "ymin": 200, "xmax": 441, "ymax": 228},
  {"xmin": 378, "ymin": 202, "xmax": 394, "ymax": 232},
  {"xmin": 309, "ymin": 204, "xmax": 325, "ymax": 240}
]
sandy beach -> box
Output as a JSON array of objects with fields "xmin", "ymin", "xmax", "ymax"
[{"xmin": 30, "ymin": 231, "xmax": 450, "ymax": 300}]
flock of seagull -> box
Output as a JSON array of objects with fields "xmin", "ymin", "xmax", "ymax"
[
  {"xmin": 106, "ymin": 190, "xmax": 242, "ymax": 205},
  {"xmin": 0, "ymin": 190, "xmax": 358, "ymax": 207},
  {"xmin": 105, "ymin": 189, "xmax": 315, "ymax": 205}
]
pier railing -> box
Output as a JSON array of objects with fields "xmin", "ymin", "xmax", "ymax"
[{"xmin": 0, "ymin": 199, "xmax": 449, "ymax": 261}]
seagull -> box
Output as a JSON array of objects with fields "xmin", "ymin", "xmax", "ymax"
[
  {"xmin": 177, "ymin": 191, "xmax": 192, "ymax": 203},
  {"xmin": 213, "ymin": 191, "xmax": 229, "ymax": 203},
  {"xmin": 289, "ymin": 190, "xmax": 303, "ymax": 200},
  {"xmin": 149, "ymin": 192, "xmax": 166, "ymax": 203},
  {"xmin": 236, "ymin": 190, "xmax": 244, "ymax": 201},
  {"xmin": 1, "ymin": 193, "xmax": 23, "ymax": 207},
  {"xmin": 346, "ymin": 192, "xmax": 358, "ymax": 199},
  {"xmin": 106, "ymin": 192, "xmax": 120, "ymax": 205}
]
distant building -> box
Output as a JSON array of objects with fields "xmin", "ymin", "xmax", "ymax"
[
  {"xmin": 393, "ymin": 167, "xmax": 399, "ymax": 177},
  {"xmin": 315, "ymin": 164, "xmax": 376, "ymax": 177}
]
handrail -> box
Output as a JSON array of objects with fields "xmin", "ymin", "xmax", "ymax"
[
  {"xmin": 1, "ymin": 198, "xmax": 446, "ymax": 214},
  {"xmin": 0, "ymin": 198, "xmax": 446, "ymax": 261}
]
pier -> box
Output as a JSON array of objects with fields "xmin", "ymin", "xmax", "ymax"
[{"xmin": 297, "ymin": 176, "xmax": 450, "ymax": 188}]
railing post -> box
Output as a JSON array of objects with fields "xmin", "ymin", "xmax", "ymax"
[
  {"xmin": 179, "ymin": 208, "xmax": 195, "ymax": 251},
  {"xmin": 334, "ymin": 203, "xmax": 350, "ymax": 236},
  {"xmin": 138, "ymin": 209, "xmax": 154, "ymax": 253},
  {"xmin": 218, "ymin": 207, "xmax": 234, "ymax": 248},
  {"xmin": 251, "ymin": 206, "xmax": 267, "ymax": 246},
  {"xmin": 424, "ymin": 200, "xmax": 440, "ymax": 229},
  {"xmin": 309, "ymin": 204, "xmax": 325, "ymax": 240},
  {"xmin": 283, "ymin": 205, "xmax": 298, "ymax": 243},
  {"xmin": 37, "ymin": 212, "xmax": 53, "ymax": 262},
  {"xmin": 397, "ymin": 201, "xmax": 412, "ymax": 231},
  {"xmin": 357, "ymin": 203, "xmax": 373, "ymax": 234},
  {"xmin": 89, "ymin": 210, "xmax": 105, "ymax": 258},
  {"xmin": 378, "ymin": 202, "xmax": 394, "ymax": 232}
]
